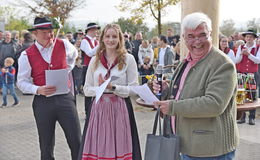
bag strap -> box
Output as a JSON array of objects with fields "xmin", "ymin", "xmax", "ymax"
[{"xmin": 152, "ymin": 107, "xmax": 162, "ymax": 135}]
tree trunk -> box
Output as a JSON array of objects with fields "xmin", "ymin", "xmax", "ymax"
[{"xmin": 157, "ymin": 0, "xmax": 162, "ymax": 35}]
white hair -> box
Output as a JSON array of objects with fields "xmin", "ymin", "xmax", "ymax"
[{"xmin": 181, "ymin": 12, "xmax": 212, "ymax": 35}]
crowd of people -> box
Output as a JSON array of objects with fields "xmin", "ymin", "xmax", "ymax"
[{"xmin": 0, "ymin": 11, "xmax": 260, "ymax": 160}]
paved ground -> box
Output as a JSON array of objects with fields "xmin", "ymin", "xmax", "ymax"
[{"xmin": 0, "ymin": 92, "xmax": 260, "ymax": 160}]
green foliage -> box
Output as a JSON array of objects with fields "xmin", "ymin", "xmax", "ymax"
[
  {"xmin": 117, "ymin": 0, "xmax": 180, "ymax": 35},
  {"xmin": 220, "ymin": 19, "xmax": 236, "ymax": 37},
  {"xmin": 5, "ymin": 16, "xmax": 32, "ymax": 31},
  {"xmin": 61, "ymin": 23, "xmax": 77, "ymax": 34},
  {"xmin": 0, "ymin": 6, "xmax": 14, "ymax": 18},
  {"xmin": 0, "ymin": 6, "xmax": 31, "ymax": 31},
  {"xmin": 114, "ymin": 17, "xmax": 149, "ymax": 38}
]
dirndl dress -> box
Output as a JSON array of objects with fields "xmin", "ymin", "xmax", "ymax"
[{"xmin": 79, "ymin": 94, "xmax": 142, "ymax": 160}]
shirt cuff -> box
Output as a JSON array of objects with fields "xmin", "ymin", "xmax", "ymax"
[{"xmin": 32, "ymin": 86, "xmax": 40, "ymax": 95}]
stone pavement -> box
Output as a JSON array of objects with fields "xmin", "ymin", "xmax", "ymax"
[{"xmin": 0, "ymin": 92, "xmax": 260, "ymax": 160}]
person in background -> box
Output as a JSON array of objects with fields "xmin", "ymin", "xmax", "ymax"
[
  {"xmin": 78, "ymin": 23, "xmax": 142, "ymax": 160},
  {"xmin": 138, "ymin": 40, "xmax": 154, "ymax": 71},
  {"xmin": 66, "ymin": 31, "xmax": 76, "ymax": 45},
  {"xmin": 131, "ymin": 32, "xmax": 143, "ymax": 65},
  {"xmin": 80, "ymin": 22, "xmax": 100, "ymax": 87},
  {"xmin": 166, "ymin": 28, "xmax": 180, "ymax": 47},
  {"xmin": 157, "ymin": 35, "xmax": 175, "ymax": 73},
  {"xmin": 219, "ymin": 35, "xmax": 236, "ymax": 63},
  {"xmin": 0, "ymin": 31, "xmax": 18, "ymax": 67},
  {"xmin": 0, "ymin": 57, "xmax": 19, "ymax": 107},
  {"xmin": 15, "ymin": 32, "xmax": 34, "ymax": 81},
  {"xmin": 257, "ymin": 38, "xmax": 260, "ymax": 45},
  {"xmin": 236, "ymin": 28, "xmax": 260, "ymax": 125},
  {"xmin": 124, "ymin": 33, "xmax": 133, "ymax": 54},
  {"xmin": 139, "ymin": 56, "xmax": 154, "ymax": 84},
  {"xmin": 153, "ymin": 12, "xmax": 238, "ymax": 160},
  {"xmin": 75, "ymin": 30, "xmax": 85, "ymax": 41},
  {"xmin": 228, "ymin": 35, "xmax": 234, "ymax": 49},
  {"xmin": 233, "ymin": 40, "xmax": 245, "ymax": 54},
  {"xmin": 11, "ymin": 30, "xmax": 20, "ymax": 43},
  {"xmin": 72, "ymin": 39, "xmax": 83, "ymax": 95},
  {"xmin": 151, "ymin": 36, "xmax": 159, "ymax": 50},
  {"xmin": 17, "ymin": 17, "xmax": 81, "ymax": 160},
  {"xmin": 0, "ymin": 30, "xmax": 3, "ymax": 42}
]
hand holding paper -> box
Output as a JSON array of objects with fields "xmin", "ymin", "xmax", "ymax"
[
  {"xmin": 45, "ymin": 69, "xmax": 70, "ymax": 96},
  {"xmin": 130, "ymin": 84, "xmax": 159, "ymax": 105},
  {"xmin": 95, "ymin": 76, "xmax": 120, "ymax": 103}
]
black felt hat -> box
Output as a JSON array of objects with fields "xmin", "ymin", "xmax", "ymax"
[
  {"xmin": 85, "ymin": 23, "xmax": 100, "ymax": 33},
  {"xmin": 28, "ymin": 17, "xmax": 60, "ymax": 31},
  {"xmin": 242, "ymin": 28, "xmax": 258, "ymax": 38}
]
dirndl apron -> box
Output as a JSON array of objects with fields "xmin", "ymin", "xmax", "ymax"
[{"xmin": 81, "ymin": 94, "xmax": 133, "ymax": 160}]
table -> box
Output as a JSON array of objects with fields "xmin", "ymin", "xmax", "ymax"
[
  {"xmin": 137, "ymin": 98, "xmax": 260, "ymax": 120},
  {"xmin": 136, "ymin": 98, "xmax": 154, "ymax": 108},
  {"xmin": 237, "ymin": 98, "xmax": 260, "ymax": 119}
]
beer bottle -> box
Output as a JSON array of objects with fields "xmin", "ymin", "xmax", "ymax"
[{"xmin": 246, "ymin": 73, "xmax": 257, "ymax": 102}]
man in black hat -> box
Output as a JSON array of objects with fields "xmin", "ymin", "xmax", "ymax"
[
  {"xmin": 236, "ymin": 28, "xmax": 260, "ymax": 125},
  {"xmin": 80, "ymin": 22, "xmax": 100, "ymax": 87},
  {"xmin": 17, "ymin": 17, "xmax": 81, "ymax": 160}
]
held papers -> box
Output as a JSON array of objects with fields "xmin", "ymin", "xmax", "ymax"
[
  {"xmin": 45, "ymin": 69, "xmax": 70, "ymax": 97},
  {"xmin": 94, "ymin": 77, "xmax": 159, "ymax": 105},
  {"xmin": 129, "ymin": 83, "xmax": 159, "ymax": 105},
  {"xmin": 95, "ymin": 76, "xmax": 119, "ymax": 103}
]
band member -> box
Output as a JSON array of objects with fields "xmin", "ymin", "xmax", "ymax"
[
  {"xmin": 80, "ymin": 22, "xmax": 100, "ymax": 86},
  {"xmin": 17, "ymin": 17, "xmax": 81, "ymax": 160}
]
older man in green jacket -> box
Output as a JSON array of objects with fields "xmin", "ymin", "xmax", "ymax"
[{"xmin": 153, "ymin": 12, "xmax": 239, "ymax": 160}]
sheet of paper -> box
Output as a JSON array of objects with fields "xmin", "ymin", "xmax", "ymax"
[
  {"xmin": 95, "ymin": 77, "xmax": 111, "ymax": 103},
  {"xmin": 94, "ymin": 76, "xmax": 120, "ymax": 103},
  {"xmin": 45, "ymin": 69, "xmax": 70, "ymax": 97},
  {"xmin": 130, "ymin": 84, "xmax": 159, "ymax": 105}
]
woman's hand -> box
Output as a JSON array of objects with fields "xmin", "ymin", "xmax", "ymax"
[{"xmin": 98, "ymin": 74, "xmax": 112, "ymax": 89}]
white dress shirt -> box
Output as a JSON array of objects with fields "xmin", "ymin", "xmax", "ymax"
[
  {"xmin": 80, "ymin": 35, "xmax": 98, "ymax": 57},
  {"xmin": 226, "ymin": 49, "xmax": 236, "ymax": 64},
  {"xmin": 83, "ymin": 54, "xmax": 138, "ymax": 98},
  {"xmin": 236, "ymin": 42, "xmax": 260, "ymax": 64},
  {"xmin": 158, "ymin": 47, "xmax": 167, "ymax": 66},
  {"xmin": 17, "ymin": 39, "xmax": 78, "ymax": 94}
]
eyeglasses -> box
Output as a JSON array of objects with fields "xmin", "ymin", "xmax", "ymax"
[{"xmin": 185, "ymin": 33, "xmax": 209, "ymax": 42}]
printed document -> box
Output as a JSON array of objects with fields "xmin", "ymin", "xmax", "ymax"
[
  {"xmin": 130, "ymin": 84, "xmax": 159, "ymax": 105},
  {"xmin": 45, "ymin": 69, "xmax": 70, "ymax": 96}
]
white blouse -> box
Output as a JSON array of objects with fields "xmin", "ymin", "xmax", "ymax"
[{"xmin": 83, "ymin": 53, "xmax": 139, "ymax": 98}]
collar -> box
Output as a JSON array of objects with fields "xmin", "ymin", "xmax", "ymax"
[
  {"xmin": 35, "ymin": 40, "xmax": 53, "ymax": 52},
  {"xmin": 86, "ymin": 35, "xmax": 95, "ymax": 41},
  {"xmin": 245, "ymin": 41, "xmax": 257, "ymax": 49}
]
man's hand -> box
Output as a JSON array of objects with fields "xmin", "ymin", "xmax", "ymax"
[
  {"xmin": 154, "ymin": 100, "xmax": 171, "ymax": 115},
  {"xmin": 37, "ymin": 85, "xmax": 56, "ymax": 96},
  {"xmin": 152, "ymin": 79, "xmax": 169, "ymax": 94},
  {"xmin": 242, "ymin": 49, "xmax": 250, "ymax": 56}
]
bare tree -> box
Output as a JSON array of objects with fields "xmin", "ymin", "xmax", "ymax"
[
  {"xmin": 117, "ymin": 0, "xmax": 180, "ymax": 35},
  {"xmin": 13, "ymin": 0, "xmax": 85, "ymax": 24}
]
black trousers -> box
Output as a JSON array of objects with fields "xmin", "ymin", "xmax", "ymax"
[
  {"xmin": 81, "ymin": 66, "xmax": 88, "ymax": 86},
  {"xmin": 32, "ymin": 93, "xmax": 81, "ymax": 160}
]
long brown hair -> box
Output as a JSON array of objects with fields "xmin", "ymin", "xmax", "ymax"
[{"xmin": 94, "ymin": 24, "xmax": 127, "ymax": 70}]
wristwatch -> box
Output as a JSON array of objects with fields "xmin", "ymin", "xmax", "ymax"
[{"xmin": 111, "ymin": 85, "xmax": 116, "ymax": 91}]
